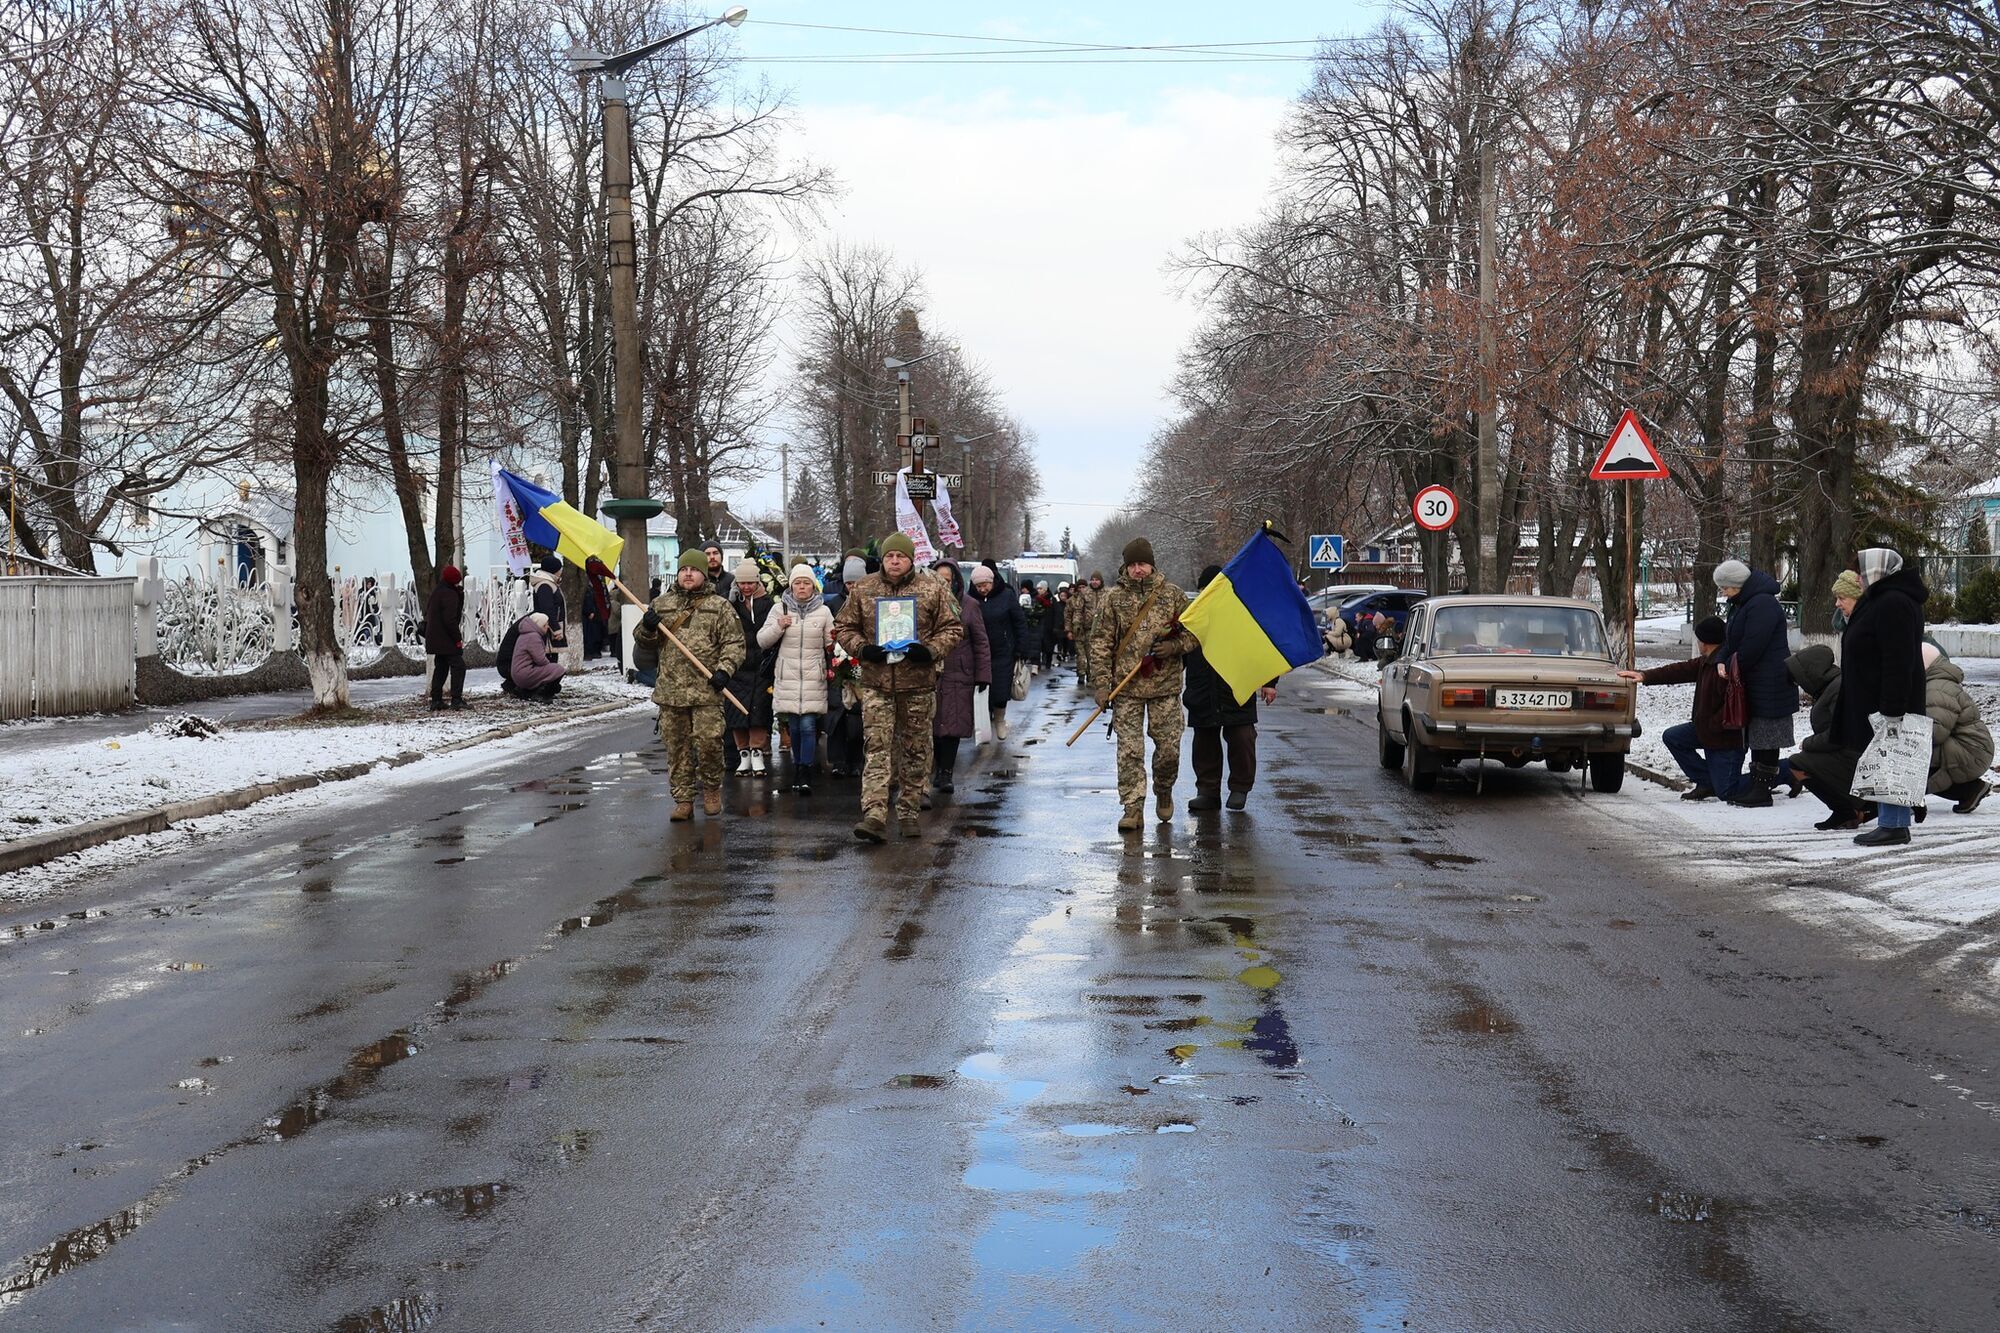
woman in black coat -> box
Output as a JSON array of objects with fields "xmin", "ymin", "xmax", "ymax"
[
  {"xmin": 1183, "ymin": 564, "xmax": 1277, "ymax": 811},
  {"xmin": 1838, "ymin": 548, "xmax": 1930, "ymax": 847},
  {"xmin": 725, "ymin": 559, "xmax": 775, "ymax": 773},
  {"xmin": 970, "ymin": 565, "xmax": 1029, "ymax": 740},
  {"xmin": 1710, "ymin": 560, "xmax": 1798, "ymax": 806}
]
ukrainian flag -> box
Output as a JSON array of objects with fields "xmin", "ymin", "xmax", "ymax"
[
  {"xmin": 496, "ymin": 467, "xmax": 624, "ymax": 571},
  {"xmin": 1179, "ymin": 528, "xmax": 1323, "ymax": 704}
]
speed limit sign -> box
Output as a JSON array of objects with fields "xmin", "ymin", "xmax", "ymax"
[{"xmin": 1412, "ymin": 484, "xmax": 1459, "ymax": 532}]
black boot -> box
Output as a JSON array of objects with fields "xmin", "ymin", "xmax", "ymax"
[
  {"xmin": 1187, "ymin": 786, "xmax": 1222, "ymax": 812},
  {"xmin": 1726, "ymin": 763, "xmax": 1777, "ymax": 808},
  {"xmin": 793, "ymin": 763, "xmax": 813, "ymax": 795}
]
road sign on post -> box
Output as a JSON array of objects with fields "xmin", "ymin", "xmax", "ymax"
[
  {"xmin": 1591, "ymin": 410, "xmax": 1665, "ymax": 669},
  {"xmin": 1412, "ymin": 485, "xmax": 1458, "ymax": 532},
  {"xmin": 1308, "ymin": 534, "xmax": 1346, "ymax": 570},
  {"xmin": 903, "ymin": 472, "xmax": 937, "ymax": 501}
]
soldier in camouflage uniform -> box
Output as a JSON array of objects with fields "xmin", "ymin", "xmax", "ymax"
[
  {"xmin": 833, "ymin": 532, "xmax": 965, "ymax": 842},
  {"xmin": 1088, "ymin": 538, "xmax": 1194, "ymax": 831},
  {"xmin": 634, "ymin": 549, "xmax": 747, "ymax": 821},
  {"xmin": 1069, "ymin": 571, "xmax": 1105, "ymax": 688}
]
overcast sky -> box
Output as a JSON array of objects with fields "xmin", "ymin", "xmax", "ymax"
[{"xmin": 723, "ymin": 2, "xmax": 1384, "ymax": 554}]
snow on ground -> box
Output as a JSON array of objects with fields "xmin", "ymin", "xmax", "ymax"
[
  {"xmin": 0, "ymin": 674, "xmax": 650, "ymax": 848},
  {"xmin": 1304, "ymin": 653, "xmax": 2000, "ymax": 1004}
]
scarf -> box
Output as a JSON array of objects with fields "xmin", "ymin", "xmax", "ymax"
[
  {"xmin": 782, "ymin": 587, "xmax": 823, "ymax": 616},
  {"xmin": 1857, "ymin": 548, "xmax": 1904, "ymax": 587}
]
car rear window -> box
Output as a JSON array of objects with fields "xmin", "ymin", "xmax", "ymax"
[{"xmin": 1429, "ymin": 605, "xmax": 1609, "ymax": 657}]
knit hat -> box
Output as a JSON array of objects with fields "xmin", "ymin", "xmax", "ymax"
[
  {"xmin": 538, "ymin": 555, "xmax": 562, "ymax": 574},
  {"xmin": 1857, "ymin": 547, "xmax": 1904, "ymax": 586},
  {"xmin": 440, "ymin": 564, "xmax": 462, "ymax": 585},
  {"xmin": 970, "ymin": 566, "xmax": 995, "ymax": 586},
  {"xmin": 1831, "ymin": 569, "xmax": 1864, "ymax": 600},
  {"xmin": 789, "ymin": 563, "xmax": 816, "ymax": 586},
  {"xmin": 881, "ymin": 532, "xmax": 916, "ymax": 558},
  {"xmin": 843, "ymin": 555, "xmax": 867, "ymax": 584},
  {"xmin": 1122, "ymin": 537, "xmax": 1155, "ymax": 567},
  {"xmin": 1197, "ymin": 563, "xmax": 1224, "ymax": 591},
  {"xmin": 735, "ymin": 558, "xmax": 761, "ymax": 584},
  {"xmin": 1693, "ymin": 615, "xmax": 1726, "ymax": 645},
  {"xmin": 1711, "ymin": 559, "xmax": 1751, "ymax": 590},
  {"xmin": 677, "ymin": 549, "xmax": 706, "ymax": 572}
]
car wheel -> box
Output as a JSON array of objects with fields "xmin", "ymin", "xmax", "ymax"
[
  {"xmin": 1588, "ymin": 753, "xmax": 1626, "ymax": 793},
  {"xmin": 1378, "ymin": 713, "xmax": 1404, "ymax": 769},
  {"xmin": 1401, "ymin": 712, "xmax": 1437, "ymax": 792}
]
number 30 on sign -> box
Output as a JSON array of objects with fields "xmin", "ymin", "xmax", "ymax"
[{"xmin": 1412, "ymin": 484, "xmax": 1458, "ymax": 532}]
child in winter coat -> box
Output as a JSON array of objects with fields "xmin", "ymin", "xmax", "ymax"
[{"xmin": 757, "ymin": 565, "xmax": 835, "ymax": 793}]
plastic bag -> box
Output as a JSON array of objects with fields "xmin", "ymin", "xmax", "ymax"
[{"xmin": 1850, "ymin": 712, "xmax": 1933, "ymax": 806}]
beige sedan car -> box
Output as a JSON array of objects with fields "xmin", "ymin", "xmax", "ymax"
[{"xmin": 1375, "ymin": 595, "xmax": 1638, "ymax": 792}]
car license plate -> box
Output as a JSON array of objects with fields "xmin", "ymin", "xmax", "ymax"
[{"xmin": 1494, "ymin": 688, "xmax": 1571, "ymax": 710}]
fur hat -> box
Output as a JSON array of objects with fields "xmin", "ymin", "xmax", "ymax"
[
  {"xmin": 1711, "ymin": 559, "xmax": 1751, "ymax": 590},
  {"xmin": 880, "ymin": 533, "xmax": 916, "ymax": 558},
  {"xmin": 1122, "ymin": 537, "xmax": 1155, "ymax": 567},
  {"xmin": 1831, "ymin": 569, "xmax": 1864, "ymax": 600},
  {"xmin": 677, "ymin": 549, "xmax": 706, "ymax": 572},
  {"xmin": 1693, "ymin": 615, "xmax": 1727, "ymax": 645}
]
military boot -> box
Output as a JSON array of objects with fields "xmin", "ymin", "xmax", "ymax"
[
  {"xmin": 1117, "ymin": 805, "xmax": 1143, "ymax": 832},
  {"xmin": 854, "ymin": 814, "xmax": 887, "ymax": 843},
  {"xmin": 898, "ymin": 815, "xmax": 922, "ymax": 838},
  {"xmin": 702, "ymin": 789, "xmax": 723, "ymax": 817},
  {"xmin": 669, "ymin": 801, "xmax": 694, "ymax": 822},
  {"xmin": 1187, "ymin": 786, "xmax": 1222, "ymax": 812},
  {"xmin": 1156, "ymin": 790, "xmax": 1174, "ymax": 822}
]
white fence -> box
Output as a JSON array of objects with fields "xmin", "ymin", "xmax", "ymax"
[{"xmin": 0, "ymin": 577, "xmax": 137, "ymax": 720}]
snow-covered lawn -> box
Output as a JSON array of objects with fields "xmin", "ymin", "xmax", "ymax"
[{"xmin": 0, "ymin": 675, "xmax": 650, "ymax": 848}]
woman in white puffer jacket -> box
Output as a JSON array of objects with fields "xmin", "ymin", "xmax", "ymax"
[{"xmin": 757, "ymin": 564, "xmax": 835, "ymax": 794}]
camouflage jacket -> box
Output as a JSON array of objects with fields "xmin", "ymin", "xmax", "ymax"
[
  {"xmin": 832, "ymin": 566, "xmax": 965, "ymax": 694},
  {"xmin": 634, "ymin": 586, "xmax": 746, "ymax": 708},
  {"xmin": 1089, "ymin": 571, "xmax": 1194, "ymax": 700},
  {"xmin": 1066, "ymin": 585, "xmax": 1101, "ymax": 640}
]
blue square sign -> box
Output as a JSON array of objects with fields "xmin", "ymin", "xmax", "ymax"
[{"xmin": 1308, "ymin": 534, "xmax": 1345, "ymax": 570}]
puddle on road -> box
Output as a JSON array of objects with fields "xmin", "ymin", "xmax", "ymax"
[
  {"xmin": 333, "ymin": 1293, "xmax": 440, "ymax": 1332},
  {"xmin": 884, "ymin": 919, "xmax": 924, "ymax": 961},
  {"xmin": 376, "ymin": 1181, "xmax": 511, "ymax": 1218},
  {"xmin": 887, "ymin": 1073, "xmax": 953, "ymax": 1090},
  {"xmin": 1410, "ymin": 850, "xmax": 1482, "ymax": 870}
]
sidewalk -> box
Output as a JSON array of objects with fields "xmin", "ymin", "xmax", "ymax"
[{"xmin": 1, "ymin": 666, "xmax": 650, "ymax": 873}]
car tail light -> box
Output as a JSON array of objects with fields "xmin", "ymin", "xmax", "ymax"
[
  {"xmin": 1577, "ymin": 689, "xmax": 1623, "ymax": 710},
  {"xmin": 1442, "ymin": 687, "xmax": 1487, "ymax": 707}
]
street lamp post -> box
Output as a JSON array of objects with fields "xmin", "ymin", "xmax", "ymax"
[
  {"xmin": 570, "ymin": 7, "xmax": 747, "ymax": 598},
  {"xmin": 953, "ymin": 431, "xmax": 994, "ymax": 554}
]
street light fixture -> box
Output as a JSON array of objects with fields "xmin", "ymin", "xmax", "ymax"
[
  {"xmin": 953, "ymin": 432, "xmax": 995, "ymax": 553},
  {"xmin": 570, "ymin": 7, "xmax": 748, "ymax": 600}
]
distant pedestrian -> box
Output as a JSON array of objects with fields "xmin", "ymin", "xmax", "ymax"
[
  {"xmin": 423, "ymin": 565, "xmax": 467, "ymax": 711},
  {"xmin": 1710, "ymin": 559, "xmax": 1798, "ymax": 807},
  {"xmin": 822, "ymin": 554, "xmax": 866, "ymax": 776},
  {"xmin": 930, "ymin": 559, "xmax": 992, "ymax": 794},
  {"xmin": 1088, "ymin": 537, "xmax": 1194, "ymax": 831},
  {"xmin": 1183, "ymin": 564, "xmax": 1277, "ymax": 811},
  {"xmin": 727, "ymin": 558, "xmax": 775, "ymax": 775},
  {"xmin": 635, "ymin": 550, "xmax": 745, "ymax": 821},
  {"xmin": 1921, "ymin": 643, "xmax": 1994, "ymax": 815},
  {"xmin": 581, "ymin": 556, "xmax": 614, "ymax": 660},
  {"xmin": 759, "ymin": 564, "xmax": 835, "ymax": 795},
  {"xmin": 531, "ymin": 555, "xmax": 567, "ymax": 649},
  {"xmin": 509, "ymin": 612, "xmax": 564, "ymax": 701},
  {"xmin": 1839, "ymin": 548, "xmax": 1929, "ymax": 847},
  {"xmin": 971, "ymin": 564, "xmax": 1029, "ymax": 740},
  {"xmin": 833, "ymin": 533, "xmax": 965, "ymax": 842},
  {"xmin": 1037, "ymin": 582, "xmax": 1061, "ymax": 669},
  {"xmin": 702, "ymin": 542, "xmax": 734, "ymax": 600},
  {"xmin": 1617, "ymin": 616, "xmax": 1741, "ymax": 800}
]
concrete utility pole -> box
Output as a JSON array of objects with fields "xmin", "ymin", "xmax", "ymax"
[
  {"xmin": 1476, "ymin": 71, "xmax": 1501, "ymax": 594},
  {"xmin": 570, "ymin": 8, "xmax": 748, "ymax": 596},
  {"xmin": 780, "ymin": 437, "xmax": 790, "ymax": 561}
]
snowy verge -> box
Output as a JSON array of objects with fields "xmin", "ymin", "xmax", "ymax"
[{"xmin": 0, "ymin": 675, "xmax": 651, "ymax": 849}]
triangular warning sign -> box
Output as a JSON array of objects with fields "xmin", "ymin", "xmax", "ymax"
[
  {"xmin": 1591, "ymin": 410, "xmax": 1669, "ymax": 480},
  {"xmin": 1312, "ymin": 538, "xmax": 1338, "ymax": 564}
]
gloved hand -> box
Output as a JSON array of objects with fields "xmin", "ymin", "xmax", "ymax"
[
  {"xmin": 860, "ymin": 644, "xmax": 889, "ymax": 663},
  {"xmin": 708, "ymin": 669, "xmax": 731, "ymax": 692},
  {"xmin": 904, "ymin": 643, "xmax": 933, "ymax": 665},
  {"xmin": 1138, "ymin": 653, "xmax": 1159, "ymax": 677},
  {"xmin": 640, "ymin": 609, "xmax": 661, "ymax": 632},
  {"xmin": 1094, "ymin": 688, "xmax": 1110, "ymax": 709}
]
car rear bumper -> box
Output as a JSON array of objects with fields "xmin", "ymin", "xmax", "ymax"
[{"xmin": 1413, "ymin": 712, "xmax": 1639, "ymax": 744}]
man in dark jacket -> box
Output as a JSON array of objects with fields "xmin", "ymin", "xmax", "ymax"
[
  {"xmin": 1841, "ymin": 548, "xmax": 1930, "ymax": 847},
  {"xmin": 970, "ymin": 564, "xmax": 1029, "ymax": 740},
  {"xmin": 702, "ymin": 542, "xmax": 734, "ymax": 600},
  {"xmin": 1184, "ymin": 564, "xmax": 1277, "ymax": 812},
  {"xmin": 424, "ymin": 565, "xmax": 467, "ymax": 711},
  {"xmin": 1618, "ymin": 615, "xmax": 1740, "ymax": 799},
  {"xmin": 1711, "ymin": 560, "xmax": 1799, "ymax": 807}
]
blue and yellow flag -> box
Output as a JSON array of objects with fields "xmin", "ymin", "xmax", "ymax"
[
  {"xmin": 495, "ymin": 467, "xmax": 624, "ymax": 572},
  {"xmin": 1178, "ymin": 528, "xmax": 1323, "ymax": 703}
]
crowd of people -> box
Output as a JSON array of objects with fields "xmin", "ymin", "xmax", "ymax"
[{"xmin": 1622, "ymin": 551, "xmax": 1993, "ymax": 849}]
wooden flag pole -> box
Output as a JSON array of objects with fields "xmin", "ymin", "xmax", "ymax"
[
  {"xmin": 603, "ymin": 571, "xmax": 747, "ymax": 714},
  {"xmin": 1065, "ymin": 657, "xmax": 1147, "ymax": 747}
]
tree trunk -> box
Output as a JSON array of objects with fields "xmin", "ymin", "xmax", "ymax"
[{"xmin": 363, "ymin": 263, "xmax": 435, "ymax": 600}]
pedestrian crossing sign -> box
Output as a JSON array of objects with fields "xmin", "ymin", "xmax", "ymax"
[
  {"xmin": 1591, "ymin": 410, "xmax": 1670, "ymax": 480},
  {"xmin": 1308, "ymin": 534, "xmax": 1346, "ymax": 570}
]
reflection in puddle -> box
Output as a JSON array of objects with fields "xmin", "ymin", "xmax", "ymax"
[
  {"xmin": 376, "ymin": 1181, "xmax": 510, "ymax": 1218},
  {"xmin": 333, "ymin": 1292, "xmax": 440, "ymax": 1332}
]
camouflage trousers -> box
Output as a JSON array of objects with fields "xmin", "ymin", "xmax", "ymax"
[
  {"xmin": 660, "ymin": 704, "xmax": 726, "ymax": 803},
  {"xmin": 1111, "ymin": 695, "xmax": 1182, "ymax": 810},
  {"xmin": 859, "ymin": 687, "xmax": 936, "ymax": 819}
]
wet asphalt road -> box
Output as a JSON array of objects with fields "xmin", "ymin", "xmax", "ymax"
[{"xmin": 4, "ymin": 667, "xmax": 1999, "ymax": 1331}]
